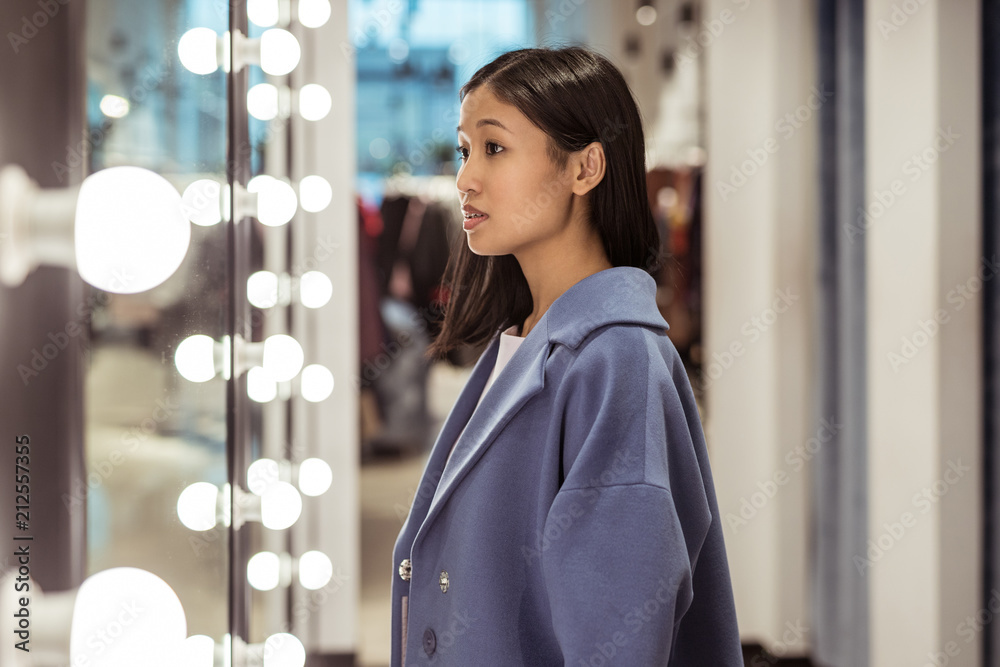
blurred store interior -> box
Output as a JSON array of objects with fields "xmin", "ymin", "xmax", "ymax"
[{"xmin": 0, "ymin": 0, "xmax": 996, "ymax": 666}]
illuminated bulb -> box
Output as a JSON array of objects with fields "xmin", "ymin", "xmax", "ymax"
[
  {"xmin": 263, "ymin": 633, "xmax": 306, "ymax": 667},
  {"xmin": 298, "ymin": 0, "xmax": 331, "ymax": 28},
  {"xmin": 75, "ymin": 166, "xmax": 190, "ymax": 294},
  {"xmin": 100, "ymin": 94, "xmax": 130, "ymax": 118},
  {"xmin": 175, "ymin": 335, "xmax": 217, "ymax": 383},
  {"xmin": 299, "ymin": 365, "xmax": 334, "ymax": 404},
  {"xmin": 248, "ymin": 175, "xmax": 297, "ymax": 226},
  {"xmin": 260, "ymin": 29, "xmax": 301, "ymax": 76},
  {"xmin": 298, "ymin": 551, "xmax": 333, "ymax": 590},
  {"xmin": 298, "ymin": 457, "xmax": 332, "ymax": 496},
  {"xmin": 247, "ymin": 270, "xmax": 279, "ymax": 308},
  {"xmin": 298, "ymin": 175, "xmax": 332, "ymax": 212},
  {"xmin": 181, "ymin": 635, "xmax": 215, "ymax": 667},
  {"xmin": 177, "ymin": 482, "xmax": 220, "ymax": 531},
  {"xmin": 182, "ymin": 179, "xmax": 223, "ymax": 227},
  {"xmin": 221, "ymin": 482, "xmax": 233, "ymax": 529},
  {"xmin": 1, "ymin": 165, "xmax": 193, "ymax": 290},
  {"xmin": 261, "ymin": 481, "xmax": 302, "ymax": 530},
  {"xmin": 388, "ymin": 38, "xmax": 409, "ymax": 63},
  {"xmin": 299, "ymin": 271, "xmax": 332, "ymax": 308},
  {"xmin": 247, "ymin": 83, "xmax": 279, "ymax": 121},
  {"xmin": 221, "ymin": 334, "xmax": 232, "ymax": 382},
  {"xmin": 636, "ymin": 5, "xmax": 657, "ymax": 25},
  {"xmin": 248, "ymin": 0, "xmax": 279, "ymax": 27},
  {"xmin": 178, "ymin": 27, "xmax": 220, "ymax": 74},
  {"xmin": 247, "ymin": 458, "xmax": 280, "ymax": 495},
  {"xmin": 247, "ymin": 366, "xmax": 278, "ymax": 403},
  {"xmin": 247, "ymin": 551, "xmax": 281, "ymax": 591},
  {"xmin": 222, "ymin": 182, "xmax": 232, "ymax": 222},
  {"xmin": 297, "ymin": 84, "xmax": 331, "ymax": 121},
  {"xmin": 70, "ymin": 568, "xmax": 187, "ymax": 667},
  {"xmin": 263, "ymin": 334, "xmax": 304, "ymax": 382}
]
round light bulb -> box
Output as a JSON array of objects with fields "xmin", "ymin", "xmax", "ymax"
[
  {"xmin": 248, "ymin": 175, "xmax": 297, "ymax": 226},
  {"xmin": 75, "ymin": 166, "xmax": 191, "ymax": 294},
  {"xmin": 100, "ymin": 94, "xmax": 130, "ymax": 118},
  {"xmin": 263, "ymin": 633, "xmax": 306, "ymax": 667},
  {"xmin": 247, "ymin": 83, "xmax": 279, "ymax": 121},
  {"xmin": 248, "ymin": 0, "xmax": 279, "ymax": 27},
  {"xmin": 181, "ymin": 635, "xmax": 215, "ymax": 667},
  {"xmin": 298, "ymin": 0, "xmax": 331, "ymax": 28},
  {"xmin": 298, "ymin": 84, "xmax": 331, "ymax": 121},
  {"xmin": 298, "ymin": 551, "xmax": 333, "ymax": 590},
  {"xmin": 299, "ymin": 364, "xmax": 334, "ymax": 404},
  {"xmin": 182, "ymin": 179, "xmax": 223, "ymax": 227},
  {"xmin": 298, "ymin": 457, "xmax": 332, "ymax": 496},
  {"xmin": 261, "ymin": 481, "xmax": 302, "ymax": 530},
  {"xmin": 247, "ymin": 270, "xmax": 279, "ymax": 308},
  {"xmin": 247, "ymin": 458, "xmax": 280, "ymax": 496},
  {"xmin": 175, "ymin": 335, "xmax": 217, "ymax": 383},
  {"xmin": 178, "ymin": 27, "xmax": 219, "ymax": 75},
  {"xmin": 247, "ymin": 551, "xmax": 281, "ymax": 591},
  {"xmin": 299, "ymin": 271, "xmax": 332, "ymax": 309},
  {"xmin": 260, "ymin": 29, "xmax": 301, "ymax": 76},
  {"xmin": 177, "ymin": 482, "xmax": 219, "ymax": 531},
  {"xmin": 70, "ymin": 568, "xmax": 187, "ymax": 667},
  {"xmin": 298, "ymin": 175, "xmax": 332, "ymax": 213},
  {"xmin": 388, "ymin": 38, "xmax": 409, "ymax": 63},
  {"xmin": 247, "ymin": 366, "xmax": 278, "ymax": 403},
  {"xmin": 636, "ymin": 5, "xmax": 657, "ymax": 25},
  {"xmin": 263, "ymin": 334, "xmax": 304, "ymax": 382}
]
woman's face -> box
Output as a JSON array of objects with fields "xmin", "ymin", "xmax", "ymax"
[{"xmin": 455, "ymin": 86, "xmax": 577, "ymax": 258}]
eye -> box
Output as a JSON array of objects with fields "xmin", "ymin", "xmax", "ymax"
[{"xmin": 455, "ymin": 141, "xmax": 504, "ymax": 162}]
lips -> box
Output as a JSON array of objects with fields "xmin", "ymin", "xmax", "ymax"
[{"xmin": 462, "ymin": 204, "xmax": 489, "ymax": 229}]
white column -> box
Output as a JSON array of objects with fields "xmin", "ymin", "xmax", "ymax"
[
  {"xmin": 703, "ymin": 0, "xmax": 817, "ymax": 654},
  {"xmin": 865, "ymin": 1, "xmax": 981, "ymax": 664},
  {"xmin": 289, "ymin": 3, "xmax": 360, "ymax": 657}
]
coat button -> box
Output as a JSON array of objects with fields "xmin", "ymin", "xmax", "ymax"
[
  {"xmin": 439, "ymin": 569, "xmax": 449, "ymax": 593},
  {"xmin": 423, "ymin": 627, "xmax": 436, "ymax": 657},
  {"xmin": 398, "ymin": 558, "xmax": 411, "ymax": 581}
]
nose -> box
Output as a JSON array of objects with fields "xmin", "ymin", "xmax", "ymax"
[{"xmin": 455, "ymin": 155, "xmax": 481, "ymax": 201}]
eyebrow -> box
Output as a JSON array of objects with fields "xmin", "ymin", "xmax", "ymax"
[{"xmin": 456, "ymin": 118, "xmax": 513, "ymax": 134}]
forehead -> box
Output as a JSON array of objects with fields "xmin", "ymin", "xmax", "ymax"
[{"xmin": 457, "ymin": 87, "xmax": 524, "ymax": 134}]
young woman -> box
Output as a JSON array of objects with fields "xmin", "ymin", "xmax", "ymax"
[{"xmin": 391, "ymin": 46, "xmax": 742, "ymax": 665}]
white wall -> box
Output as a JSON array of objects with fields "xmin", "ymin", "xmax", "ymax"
[
  {"xmin": 865, "ymin": 1, "xmax": 982, "ymax": 664},
  {"xmin": 703, "ymin": 0, "xmax": 817, "ymax": 654}
]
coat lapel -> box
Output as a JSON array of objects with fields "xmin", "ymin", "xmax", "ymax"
[{"xmin": 412, "ymin": 316, "xmax": 550, "ymax": 548}]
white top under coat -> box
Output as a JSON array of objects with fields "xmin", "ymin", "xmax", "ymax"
[{"xmin": 443, "ymin": 323, "xmax": 524, "ymax": 467}]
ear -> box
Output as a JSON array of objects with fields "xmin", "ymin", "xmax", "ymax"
[{"xmin": 570, "ymin": 141, "xmax": 606, "ymax": 197}]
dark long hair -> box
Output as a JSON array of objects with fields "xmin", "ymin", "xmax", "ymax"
[{"xmin": 425, "ymin": 46, "xmax": 661, "ymax": 362}]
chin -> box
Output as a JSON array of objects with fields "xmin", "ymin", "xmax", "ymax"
[{"xmin": 467, "ymin": 242, "xmax": 503, "ymax": 257}]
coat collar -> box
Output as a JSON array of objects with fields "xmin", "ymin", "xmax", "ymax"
[{"xmin": 410, "ymin": 266, "xmax": 669, "ymax": 548}]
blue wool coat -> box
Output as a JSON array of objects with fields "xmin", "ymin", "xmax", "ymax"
[{"xmin": 391, "ymin": 266, "xmax": 742, "ymax": 666}]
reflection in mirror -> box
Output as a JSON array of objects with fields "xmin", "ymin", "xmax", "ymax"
[{"xmin": 83, "ymin": 0, "xmax": 229, "ymax": 654}]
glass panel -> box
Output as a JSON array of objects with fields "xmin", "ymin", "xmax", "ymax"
[{"xmin": 83, "ymin": 0, "xmax": 229, "ymax": 651}]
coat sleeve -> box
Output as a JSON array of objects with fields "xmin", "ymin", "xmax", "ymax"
[
  {"xmin": 539, "ymin": 483, "xmax": 695, "ymax": 664},
  {"xmin": 538, "ymin": 330, "xmax": 739, "ymax": 665}
]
